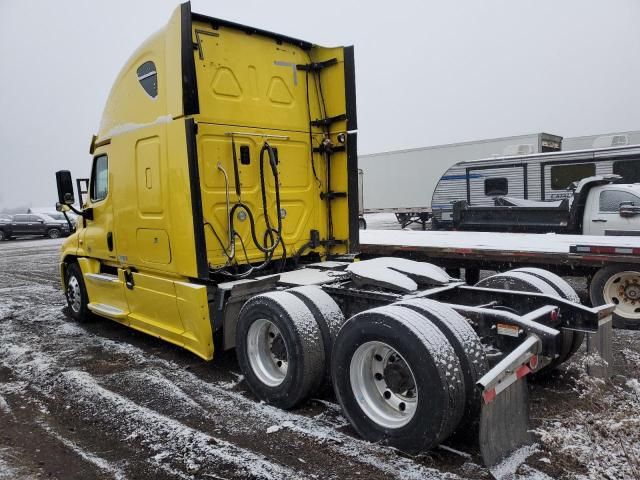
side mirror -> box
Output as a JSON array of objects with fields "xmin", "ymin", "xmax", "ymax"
[
  {"xmin": 56, "ymin": 170, "xmax": 75, "ymax": 205},
  {"xmin": 619, "ymin": 202, "xmax": 640, "ymax": 217}
]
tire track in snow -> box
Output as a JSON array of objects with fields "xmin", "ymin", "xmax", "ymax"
[
  {"xmin": 38, "ymin": 421, "xmax": 128, "ymax": 480},
  {"xmin": 0, "ymin": 341, "xmax": 301, "ymax": 480}
]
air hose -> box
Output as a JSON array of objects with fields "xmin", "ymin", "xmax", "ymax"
[{"xmin": 213, "ymin": 141, "xmax": 286, "ymax": 278}]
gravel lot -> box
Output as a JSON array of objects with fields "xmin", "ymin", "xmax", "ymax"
[{"xmin": 0, "ymin": 228, "xmax": 638, "ymax": 479}]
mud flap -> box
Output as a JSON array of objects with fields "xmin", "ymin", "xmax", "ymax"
[{"xmin": 479, "ymin": 376, "xmax": 533, "ymax": 468}]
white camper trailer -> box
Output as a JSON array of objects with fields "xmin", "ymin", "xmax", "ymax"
[
  {"xmin": 359, "ymin": 133, "xmax": 562, "ymax": 228},
  {"xmin": 431, "ymin": 144, "xmax": 640, "ymax": 228}
]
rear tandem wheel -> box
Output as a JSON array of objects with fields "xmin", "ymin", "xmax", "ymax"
[
  {"xmin": 331, "ymin": 304, "xmax": 466, "ymax": 452},
  {"xmin": 235, "ymin": 291, "xmax": 325, "ymax": 409},
  {"xmin": 475, "ymin": 269, "xmax": 582, "ymax": 370}
]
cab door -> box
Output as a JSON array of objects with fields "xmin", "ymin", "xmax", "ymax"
[
  {"xmin": 80, "ymin": 152, "xmax": 129, "ymax": 319},
  {"xmin": 84, "ymin": 154, "xmax": 116, "ymax": 261},
  {"xmin": 585, "ymin": 187, "xmax": 640, "ymax": 235}
]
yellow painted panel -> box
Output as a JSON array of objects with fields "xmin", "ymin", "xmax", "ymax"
[
  {"xmin": 193, "ymin": 22, "xmax": 310, "ymax": 132},
  {"xmin": 136, "ymin": 229, "xmax": 171, "ymax": 264},
  {"xmin": 77, "ymin": 258, "xmax": 129, "ymax": 324},
  {"xmin": 175, "ymin": 281, "xmax": 214, "ymax": 360},
  {"xmin": 197, "ymin": 124, "xmax": 324, "ymax": 267},
  {"xmin": 136, "ymin": 137, "xmax": 163, "ymax": 215},
  {"xmin": 125, "ymin": 271, "xmax": 184, "ymax": 345}
]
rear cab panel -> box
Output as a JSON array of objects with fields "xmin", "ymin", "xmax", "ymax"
[{"xmin": 60, "ymin": 2, "xmax": 357, "ymax": 361}]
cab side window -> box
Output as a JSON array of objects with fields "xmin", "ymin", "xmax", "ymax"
[
  {"xmin": 90, "ymin": 155, "xmax": 109, "ymax": 202},
  {"xmin": 599, "ymin": 190, "xmax": 640, "ymax": 212}
]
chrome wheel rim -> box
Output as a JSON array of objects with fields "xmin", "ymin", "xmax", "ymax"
[
  {"xmin": 67, "ymin": 275, "xmax": 82, "ymax": 313},
  {"xmin": 246, "ymin": 319, "xmax": 288, "ymax": 387},
  {"xmin": 604, "ymin": 271, "xmax": 640, "ymax": 320},
  {"xmin": 350, "ymin": 341, "xmax": 418, "ymax": 429}
]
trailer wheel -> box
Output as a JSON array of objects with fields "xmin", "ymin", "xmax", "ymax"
[
  {"xmin": 236, "ymin": 291, "xmax": 325, "ymax": 409},
  {"xmin": 590, "ymin": 265, "xmax": 640, "ymax": 330},
  {"xmin": 331, "ymin": 305, "xmax": 465, "ymax": 452},
  {"xmin": 65, "ymin": 263, "xmax": 89, "ymax": 322},
  {"xmin": 512, "ymin": 267, "xmax": 584, "ymax": 356},
  {"xmin": 475, "ymin": 271, "xmax": 575, "ymax": 370},
  {"xmin": 287, "ymin": 286, "xmax": 345, "ymax": 381},
  {"xmin": 359, "ymin": 217, "xmax": 367, "ymax": 230},
  {"xmin": 397, "ymin": 298, "xmax": 488, "ymax": 427}
]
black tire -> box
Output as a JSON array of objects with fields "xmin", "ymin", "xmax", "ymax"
[
  {"xmin": 65, "ymin": 263, "xmax": 90, "ymax": 322},
  {"xmin": 47, "ymin": 228, "xmax": 61, "ymax": 239},
  {"xmin": 358, "ymin": 217, "xmax": 367, "ymax": 230},
  {"xmin": 331, "ymin": 305, "xmax": 465, "ymax": 452},
  {"xmin": 236, "ymin": 291, "xmax": 325, "ymax": 409},
  {"xmin": 396, "ymin": 298, "xmax": 488, "ymax": 426},
  {"xmin": 0, "ymin": 230, "xmax": 5, "ymax": 241},
  {"xmin": 475, "ymin": 271, "xmax": 574, "ymax": 370},
  {"xmin": 512, "ymin": 267, "xmax": 584, "ymax": 356},
  {"xmin": 287, "ymin": 286, "xmax": 345, "ymax": 381},
  {"xmin": 590, "ymin": 264, "xmax": 640, "ymax": 330}
]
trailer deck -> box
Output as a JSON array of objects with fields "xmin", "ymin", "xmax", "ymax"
[{"xmin": 359, "ymin": 229, "xmax": 640, "ymax": 270}]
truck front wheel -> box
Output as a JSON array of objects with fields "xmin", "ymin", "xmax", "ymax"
[
  {"xmin": 65, "ymin": 263, "xmax": 89, "ymax": 322},
  {"xmin": 590, "ymin": 265, "xmax": 640, "ymax": 330}
]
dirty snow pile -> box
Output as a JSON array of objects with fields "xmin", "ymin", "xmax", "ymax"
[{"xmin": 533, "ymin": 348, "xmax": 640, "ymax": 480}]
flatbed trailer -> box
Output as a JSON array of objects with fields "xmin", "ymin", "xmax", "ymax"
[{"xmin": 360, "ymin": 229, "xmax": 640, "ymax": 329}]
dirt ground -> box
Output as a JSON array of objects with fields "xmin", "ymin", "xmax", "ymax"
[{"xmin": 0, "ymin": 233, "xmax": 638, "ymax": 480}]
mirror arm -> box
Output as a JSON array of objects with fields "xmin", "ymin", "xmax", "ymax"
[{"xmin": 61, "ymin": 211, "xmax": 74, "ymax": 232}]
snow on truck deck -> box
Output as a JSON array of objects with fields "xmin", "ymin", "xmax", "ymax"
[{"xmin": 361, "ymin": 229, "xmax": 639, "ymax": 254}]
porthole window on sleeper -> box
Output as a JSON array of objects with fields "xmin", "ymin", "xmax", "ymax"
[{"xmin": 137, "ymin": 61, "xmax": 158, "ymax": 98}]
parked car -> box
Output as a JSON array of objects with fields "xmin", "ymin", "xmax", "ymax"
[{"xmin": 0, "ymin": 213, "xmax": 71, "ymax": 240}]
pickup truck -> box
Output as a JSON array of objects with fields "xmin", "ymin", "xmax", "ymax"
[
  {"xmin": 0, "ymin": 213, "xmax": 71, "ymax": 240},
  {"xmin": 450, "ymin": 175, "xmax": 640, "ymax": 236}
]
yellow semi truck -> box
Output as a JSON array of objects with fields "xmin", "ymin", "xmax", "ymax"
[{"xmin": 55, "ymin": 2, "xmax": 613, "ymax": 467}]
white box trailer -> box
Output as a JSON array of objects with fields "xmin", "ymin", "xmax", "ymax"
[
  {"xmin": 563, "ymin": 129, "xmax": 640, "ymax": 151},
  {"xmin": 359, "ymin": 133, "xmax": 562, "ymax": 228}
]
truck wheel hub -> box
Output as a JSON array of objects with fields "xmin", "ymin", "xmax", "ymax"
[
  {"xmin": 270, "ymin": 335, "xmax": 287, "ymax": 361},
  {"xmin": 350, "ymin": 341, "xmax": 418, "ymax": 429},
  {"xmin": 67, "ymin": 276, "xmax": 82, "ymax": 313},
  {"xmin": 605, "ymin": 271, "xmax": 640, "ymax": 319},
  {"xmin": 246, "ymin": 319, "xmax": 288, "ymax": 387},
  {"xmin": 383, "ymin": 359, "xmax": 415, "ymax": 395}
]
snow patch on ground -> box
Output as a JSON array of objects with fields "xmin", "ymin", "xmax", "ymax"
[
  {"xmin": 0, "ymin": 395, "xmax": 11, "ymax": 415},
  {"xmin": 490, "ymin": 444, "xmax": 539, "ymax": 479},
  {"xmin": 533, "ymin": 357, "xmax": 640, "ymax": 480},
  {"xmin": 0, "ymin": 448, "xmax": 23, "ymax": 480}
]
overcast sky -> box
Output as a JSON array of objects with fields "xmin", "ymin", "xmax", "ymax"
[{"xmin": 1, "ymin": 0, "xmax": 639, "ymax": 210}]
